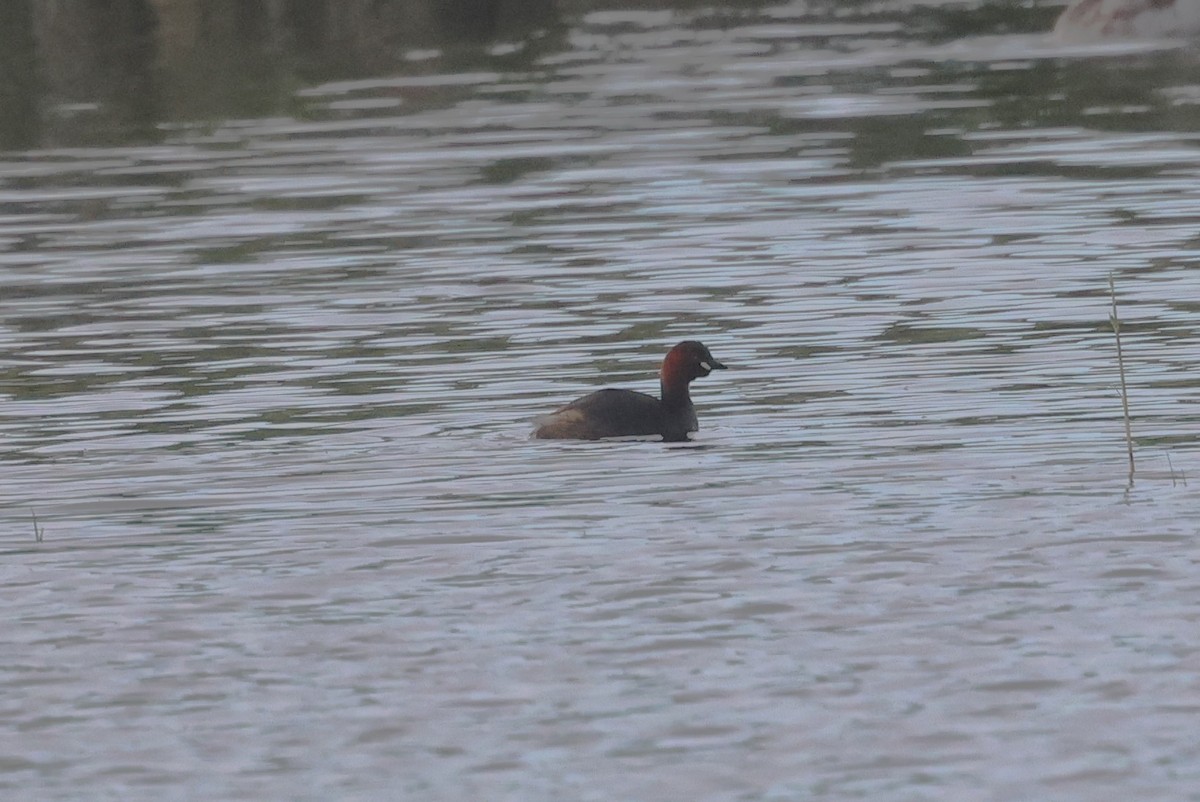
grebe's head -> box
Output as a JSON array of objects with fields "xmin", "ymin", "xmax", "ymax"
[{"xmin": 662, "ymin": 340, "xmax": 726, "ymax": 384}]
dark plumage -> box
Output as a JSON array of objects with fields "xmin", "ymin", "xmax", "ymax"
[{"xmin": 533, "ymin": 341, "xmax": 726, "ymax": 442}]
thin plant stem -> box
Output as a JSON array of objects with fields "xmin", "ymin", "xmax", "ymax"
[{"xmin": 1109, "ymin": 272, "xmax": 1134, "ymax": 479}]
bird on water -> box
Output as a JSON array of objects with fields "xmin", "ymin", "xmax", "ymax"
[{"xmin": 533, "ymin": 341, "xmax": 726, "ymax": 442}]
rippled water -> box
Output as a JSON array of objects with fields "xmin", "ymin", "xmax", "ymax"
[{"xmin": 4, "ymin": 3, "xmax": 1200, "ymax": 800}]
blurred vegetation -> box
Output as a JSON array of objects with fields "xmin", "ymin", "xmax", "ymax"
[
  {"xmin": 4, "ymin": 0, "xmax": 561, "ymax": 148},
  {"xmin": 0, "ymin": 0, "xmax": 38, "ymax": 149},
  {"xmin": 0, "ymin": 0, "xmax": 1066, "ymax": 149}
]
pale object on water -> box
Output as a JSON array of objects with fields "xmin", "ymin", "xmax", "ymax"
[{"xmin": 1054, "ymin": 0, "xmax": 1200, "ymax": 39}]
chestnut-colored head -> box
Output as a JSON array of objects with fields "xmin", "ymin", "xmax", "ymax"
[{"xmin": 661, "ymin": 340, "xmax": 726, "ymax": 390}]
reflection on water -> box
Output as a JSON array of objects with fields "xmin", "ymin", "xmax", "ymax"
[
  {"xmin": 3, "ymin": 2, "xmax": 1200, "ymax": 800},
  {"xmin": 0, "ymin": 0, "xmax": 563, "ymax": 148}
]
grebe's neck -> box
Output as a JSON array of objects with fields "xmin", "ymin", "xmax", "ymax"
[{"xmin": 659, "ymin": 359, "xmax": 692, "ymax": 409}]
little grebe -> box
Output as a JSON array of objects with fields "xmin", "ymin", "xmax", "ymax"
[{"xmin": 534, "ymin": 341, "xmax": 726, "ymax": 442}]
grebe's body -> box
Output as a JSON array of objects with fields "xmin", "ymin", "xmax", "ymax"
[{"xmin": 534, "ymin": 341, "xmax": 726, "ymax": 442}]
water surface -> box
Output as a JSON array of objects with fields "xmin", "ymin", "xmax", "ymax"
[{"xmin": 3, "ymin": 2, "xmax": 1200, "ymax": 800}]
